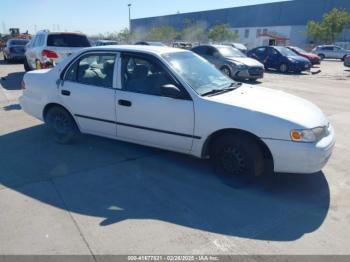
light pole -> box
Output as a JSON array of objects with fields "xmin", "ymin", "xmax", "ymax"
[{"xmin": 128, "ymin": 3, "xmax": 132, "ymax": 43}]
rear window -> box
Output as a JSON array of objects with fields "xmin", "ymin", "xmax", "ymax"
[
  {"xmin": 47, "ymin": 34, "xmax": 91, "ymax": 47},
  {"xmin": 9, "ymin": 40, "xmax": 29, "ymax": 46}
]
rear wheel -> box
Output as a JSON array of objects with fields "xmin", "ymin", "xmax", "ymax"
[
  {"xmin": 211, "ymin": 134, "xmax": 264, "ymax": 179},
  {"xmin": 279, "ymin": 63, "xmax": 288, "ymax": 73},
  {"xmin": 342, "ymin": 55, "xmax": 347, "ymax": 61},
  {"xmin": 318, "ymin": 54, "xmax": 325, "ymax": 60},
  {"xmin": 45, "ymin": 106, "xmax": 79, "ymax": 144}
]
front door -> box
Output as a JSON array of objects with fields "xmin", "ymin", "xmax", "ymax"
[
  {"xmin": 60, "ymin": 52, "xmax": 118, "ymax": 137},
  {"xmin": 115, "ymin": 53, "xmax": 195, "ymax": 152}
]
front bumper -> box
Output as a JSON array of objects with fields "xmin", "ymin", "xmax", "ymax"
[
  {"xmin": 262, "ymin": 125, "xmax": 335, "ymax": 174},
  {"xmin": 234, "ymin": 67, "xmax": 264, "ymax": 80},
  {"xmin": 289, "ymin": 62, "xmax": 312, "ymax": 72}
]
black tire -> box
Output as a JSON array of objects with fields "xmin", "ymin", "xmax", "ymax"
[
  {"xmin": 279, "ymin": 63, "xmax": 288, "ymax": 73},
  {"xmin": 342, "ymin": 55, "xmax": 347, "ymax": 61},
  {"xmin": 220, "ymin": 66, "xmax": 232, "ymax": 78},
  {"xmin": 24, "ymin": 58, "xmax": 31, "ymax": 72},
  {"xmin": 45, "ymin": 106, "xmax": 79, "ymax": 144},
  {"xmin": 211, "ymin": 134, "xmax": 264, "ymax": 179},
  {"xmin": 3, "ymin": 54, "xmax": 7, "ymax": 61},
  {"xmin": 318, "ymin": 54, "xmax": 325, "ymax": 60}
]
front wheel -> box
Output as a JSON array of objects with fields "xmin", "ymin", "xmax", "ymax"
[
  {"xmin": 46, "ymin": 107, "xmax": 79, "ymax": 144},
  {"xmin": 211, "ymin": 134, "xmax": 264, "ymax": 179},
  {"xmin": 279, "ymin": 63, "xmax": 288, "ymax": 73}
]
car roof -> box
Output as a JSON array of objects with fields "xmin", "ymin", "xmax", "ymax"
[
  {"xmin": 97, "ymin": 40, "xmax": 118, "ymax": 43},
  {"xmin": 84, "ymin": 45, "xmax": 185, "ymax": 55}
]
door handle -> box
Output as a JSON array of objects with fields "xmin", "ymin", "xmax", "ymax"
[
  {"xmin": 118, "ymin": 100, "xmax": 132, "ymax": 107},
  {"xmin": 61, "ymin": 90, "xmax": 71, "ymax": 96}
]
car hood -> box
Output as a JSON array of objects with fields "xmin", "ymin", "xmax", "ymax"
[
  {"xmin": 288, "ymin": 55, "xmax": 311, "ymax": 63},
  {"xmin": 206, "ymin": 84, "xmax": 328, "ymax": 128},
  {"xmin": 226, "ymin": 57, "xmax": 264, "ymax": 67},
  {"xmin": 300, "ymin": 52, "xmax": 319, "ymax": 59}
]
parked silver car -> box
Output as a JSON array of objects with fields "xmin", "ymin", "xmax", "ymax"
[
  {"xmin": 312, "ymin": 45, "xmax": 350, "ymax": 61},
  {"xmin": 24, "ymin": 30, "xmax": 91, "ymax": 71},
  {"xmin": 191, "ymin": 44, "xmax": 264, "ymax": 81}
]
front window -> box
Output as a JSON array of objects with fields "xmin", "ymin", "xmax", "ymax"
[
  {"xmin": 121, "ymin": 54, "xmax": 175, "ymax": 96},
  {"xmin": 162, "ymin": 51, "xmax": 236, "ymax": 96},
  {"xmin": 9, "ymin": 40, "xmax": 29, "ymax": 46},
  {"xmin": 217, "ymin": 46, "xmax": 246, "ymax": 58}
]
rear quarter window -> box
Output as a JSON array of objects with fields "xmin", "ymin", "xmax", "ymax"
[{"xmin": 47, "ymin": 34, "xmax": 91, "ymax": 48}]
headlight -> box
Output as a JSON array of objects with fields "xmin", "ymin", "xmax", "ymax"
[
  {"xmin": 290, "ymin": 126, "xmax": 329, "ymax": 143},
  {"xmin": 288, "ymin": 57, "xmax": 297, "ymax": 63}
]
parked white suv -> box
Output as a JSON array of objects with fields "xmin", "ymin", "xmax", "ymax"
[
  {"xmin": 20, "ymin": 46, "xmax": 335, "ymax": 178},
  {"xmin": 312, "ymin": 45, "xmax": 350, "ymax": 61},
  {"xmin": 24, "ymin": 30, "xmax": 91, "ymax": 71}
]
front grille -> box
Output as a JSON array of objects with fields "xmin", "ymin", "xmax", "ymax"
[{"xmin": 248, "ymin": 67, "xmax": 264, "ymax": 76}]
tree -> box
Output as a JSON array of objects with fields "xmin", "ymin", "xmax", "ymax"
[
  {"xmin": 306, "ymin": 8, "xmax": 350, "ymax": 44},
  {"xmin": 208, "ymin": 24, "xmax": 238, "ymax": 43},
  {"xmin": 117, "ymin": 28, "xmax": 130, "ymax": 44},
  {"xmin": 180, "ymin": 20, "xmax": 207, "ymax": 43},
  {"xmin": 146, "ymin": 26, "xmax": 178, "ymax": 42}
]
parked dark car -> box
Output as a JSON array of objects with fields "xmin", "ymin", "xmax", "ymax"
[
  {"xmin": 172, "ymin": 41, "xmax": 192, "ymax": 50},
  {"xmin": 248, "ymin": 46, "xmax": 312, "ymax": 73},
  {"xmin": 191, "ymin": 44, "xmax": 264, "ymax": 81},
  {"xmin": 94, "ymin": 40, "xmax": 118, "ymax": 46},
  {"xmin": 134, "ymin": 41, "xmax": 166, "ymax": 47},
  {"xmin": 2, "ymin": 39, "xmax": 29, "ymax": 62},
  {"xmin": 287, "ymin": 46, "xmax": 321, "ymax": 65}
]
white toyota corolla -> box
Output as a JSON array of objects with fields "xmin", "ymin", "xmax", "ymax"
[{"xmin": 20, "ymin": 45, "xmax": 335, "ymax": 178}]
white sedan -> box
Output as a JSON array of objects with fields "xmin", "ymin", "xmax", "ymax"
[{"xmin": 20, "ymin": 45, "xmax": 335, "ymax": 178}]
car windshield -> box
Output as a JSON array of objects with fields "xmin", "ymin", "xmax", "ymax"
[
  {"xmin": 291, "ymin": 46, "xmax": 306, "ymax": 53},
  {"xmin": 9, "ymin": 40, "xmax": 29, "ymax": 46},
  {"xmin": 47, "ymin": 34, "xmax": 91, "ymax": 47},
  {"xmin": 274, "ymin": 46, "xmax": 298, "ymax": 57},
  {"xmin": 162, "ymin": 51, "xmax": 237, "ymax": 96},
  {"xmin": 217, "ymin": 46, "xmax": 246, "ymax": 57}
]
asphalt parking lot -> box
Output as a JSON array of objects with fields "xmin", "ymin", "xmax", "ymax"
[{"xmin": 1, "ymin": 54, "xmax": 350, "ymax": 256}]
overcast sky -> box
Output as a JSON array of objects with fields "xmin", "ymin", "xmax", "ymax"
[{"xmin": 1, "ymin": 0, "xmax": 290, "ymax": 35}]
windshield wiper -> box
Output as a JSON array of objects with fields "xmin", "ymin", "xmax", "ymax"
[{"xmin": 201, "ymin": 82, "xmax": 242, "ymax": 97}]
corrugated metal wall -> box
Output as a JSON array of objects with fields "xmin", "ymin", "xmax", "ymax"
[{"xmin": 131, "ymin": 0, "xmax": 350, "ymax": 31}]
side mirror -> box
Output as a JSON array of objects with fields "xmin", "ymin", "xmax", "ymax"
[{"xmin": 161, "ymin": 84, "xmax": 182, "ymax": 99}]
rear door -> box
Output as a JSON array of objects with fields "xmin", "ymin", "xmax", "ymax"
[
  {"xmin": 251, "ymin": 47, "xmax": 267, "ymax": 64},
  {"xmin": 115, "ymin": 53, "xmax": 195, "ymax": 152},
  {"xmin": 60, "ymin": 51, "xmax": 118, "ymax": 137}
]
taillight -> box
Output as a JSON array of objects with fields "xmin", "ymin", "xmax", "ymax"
[
  {"xmin": 21, "ymin": 80, "xmax": 26, "ymax": 90},
  {"xmin": 42, "ymin": 49, "xmax": 58, "ymax": 59}
]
